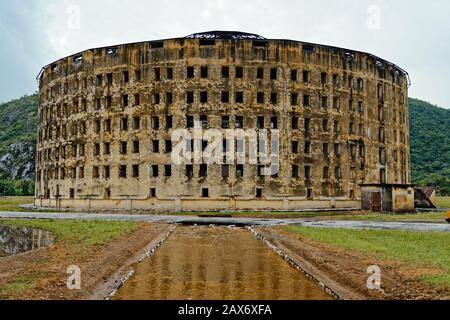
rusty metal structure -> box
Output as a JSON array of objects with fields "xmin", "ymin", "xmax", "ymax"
[{"xmin": 34, "ymin": 31, "xmax": 411, "ymax": 211}]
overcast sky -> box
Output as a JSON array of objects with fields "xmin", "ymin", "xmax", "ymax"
[{"xmin": 1, "ymin": 0, "xmax": 449, "ymax": 108}]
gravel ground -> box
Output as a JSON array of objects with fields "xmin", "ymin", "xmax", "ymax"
[{"xmin": 0, "ymin": 211, "xmax": 449, "ymax": 232}]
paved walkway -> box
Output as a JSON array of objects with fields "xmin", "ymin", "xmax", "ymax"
[{"xmin": 1, "ymin": 211, "xmax": 449, "ymax": 232}]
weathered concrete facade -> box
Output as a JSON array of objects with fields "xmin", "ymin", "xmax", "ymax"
[{"xmin": 34, "ymin": 31, "xmax": 411, "ymax": 211}]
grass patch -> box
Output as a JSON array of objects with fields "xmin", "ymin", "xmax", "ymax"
[
  {"xmin": 436, "ymin": 197, "xmax": 450, "ymax": 208},
  {"xmin": 332, "ymin": 211, "xmax": 447, "ymax": 222},
  {"xmin": 0, "ymin": 196, "xmax": 34, "ymax": 212},
  {"xmin": 0, "ymin": 219, "xmax": 139, "ymax": 297},
  {"xmin": 0, "ymin": 219, "xmax": 138, "ymax": 252},
  {"xmin": 0, "ymin": 272, "xmax": 52, "ymax": 295},
  {"xmin": 285, "ymin": 226, "xmax": 450, "ymax": 288}
]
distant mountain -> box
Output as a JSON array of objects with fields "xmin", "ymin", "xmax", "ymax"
[
  {"xmin": 0, "ymin": 93, "xmax": 449, "ymax": 194},
  {"xmin": 0, "ymin": 94, "xmax": 38, "ymax": 181}
]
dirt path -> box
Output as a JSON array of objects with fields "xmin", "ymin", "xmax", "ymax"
[
  {"xmin": 256, "ymin": 227, "xmax": 450, "ymax": 300},
  {"xmin": 0, "ymin": 223, "xmax": 171, "ymax": 300}
]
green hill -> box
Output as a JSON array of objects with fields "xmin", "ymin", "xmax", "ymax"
[
  {"xmin": 0, "ymin": 94, "xmax": 449, "ymax": 195},
  {"xmin": 409, "ymin": 98, "xmax": 450, "ymax": 194}
]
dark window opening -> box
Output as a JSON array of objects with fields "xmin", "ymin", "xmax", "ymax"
[
  {"xmin": 305, "ymin": 141, "xmax": 312, "ymax": 154},
  {"xmin": 305, "ymin": 166, "xmax": 312, "ymax": 179},
  {"xmin": 236, "ymin": 165, "xmax": 244, "ymax": 178},
  {"xmin": 202, "ymin": 188, "xmax": 209, "ymax": 198},
  {"xmin": 221, "ymin": 91, "xmax": 229, "ymax": 103},
  {"xmin": 270, "ymin": 93, "xmax": 277, "ymax": 105},
  {"xmin": 121, "ymin": 118, "xmax": 128, "ymax": 131},
  {"xmin": 291, "ymin": 70, "xmax": 298, "ymax": 81},
  {"xmin": 134, "ymin": 94, "xmax": 140, "ymax": 106},
  {"xmin": 303, "ymin": 95, "xmax": 310, "ymax": 107},
  {"xmin": 104, "ymin": 166, "xmax": 110, "ymax": 179},
  {"xmin": 292, "ymin": 117, "xmax": 299, "ymax": 129},
  {"xmin": 270, "ymin": 68, "xmax": 278, "ymax": 80},
  {"xmin": 303, "ymin": 71, "xmax": 310, "ymax": 83},
  {"xmin": 235, "ymin": 91, "xmax": 244, "ymax": 103},
  {"xmin": 187, "ymin": 66, "xmax": 195, "ymax": 79},
  {"xmin": 165, "ymin": 140, "xmax": 172, "ymax": 153},
  {"xmin": 186, "ymin": 165, "xmax": 194, "ymax": 178},
  {"xmin": 187, "ymin": 116, "xmax": 194, "ymax": 128},
  {"xmin": 222, "ymin": 66, "xmax": 229, "ymax": 78},
  {"xmin": 133, "ymin": 141, "xmax": 140, "ymax": 153},
  {"xmin": 154, "ymin": 68, "xmax": 161, "ymax": 81},
  {"xmin": 96, "ymin": 74, "xmax": 103, "ymax": 86},
  {"xmin": 201, "ymin": 66, "xmax": 208, "ymax": 78},
  {"xmin": 151, "ymin": 165, "xmax": 159, "ymax": 177},
  {"xmin": 153, "ymin": 93, "xmax": 160, "ymax": 105},
  {"xmin": 187, "ymin": 91, "xmax": 194, "ymax": 104},
  {"xmin": 270, "ymin": 117, "xmax": 278, "ymax": 129},
  {"xmin": 107, "ymin": 73, "xmax": 113, "ymax": 85},
  {"xmin": 235, "ymin": 116, "xmax": 244, "ymax": 129},
  {"xmin": 321, "ymin": 72, "xmax": 327, "ymax": 85},
  {"xmin": 166, "ymin": 115, "xmax": 173, "ymax": 129},
  {"xmin": 222, "ymin": 165, "xmax": 230, "ymax": 178},
  {"xmin": 200, "ymin": 91, "xmax": 208, "ymax": 103},
  {"xmin": 292, "ymin": 165, "xmax": 299, "ymax": 178},
  {"xmin": 292, "ymin": 141, "xmax": 299, "ymax": 154},
  {"xmin": 200, "ymin": 164, "xmax": 208, "ymax": 177},
  {"xmin": 152, "ymin": 140, "xmax": 160, "ymax": 153},
  {"xmin": 120, "ymin": 141, "xmax": 127, "ymax": 155},
  {"xmin": 167, "ymin": 68, "xmax": 173, "ymax": 79},
  {"xmin": 166, "ymin": 92, "xmax": 173, "ymax": 105},
  {"xmin": 200, "ymin": 115, "xmax": 208, "ymax": 129},
  {"xmin": 256, "ymin": 188, "xmax": 263, "ymax": 198},
  {"xmin": 119, "ymin": 165, "xmax": 127, "ymax": 178},
  {"xmin": 257, "ymin": 116, "xmax": 265, "ymax": 129},
  {"xmin": 235, "ymin": 67, "xmax": 243, "ymax": 79},
  {"xmin": 291, "ymin": 93, "xmax": 298, "ymax": 106},
  {"xmin": 123, "ymin": 71, "xmax": 129, "ymax": 83},
  {"xmin": 132, "ymin": 165, "xmax": 140, "ymax": 178},
  {"xmin": 222, "ymin": 116, "xmax": 230, "ymax": 129},
  {"xmin": 93, "ymin": 166, "xmax": 100, "ymax": 178},
  {"xmin": 323, "ymin": 166, "xmax": 329, "ymax": 179},
  {"xmin": 133, "ymin": 117, "xmax": 140, "ymax": 130},
  {"xmin": 150, "ymin": 188, "xmax": 157, "ymax": 198},
  {"xmin": 152, "ymin": 116, "xmax": 160, "ymax": 130},
  {"xmin": 164, "ymin": 165, "xmax": 172, "ymax": 177},
  {"xmin": 257, "ymin": 68, "xmax": 264, "ymax": 79},
  {"xmin": 257, "ymin": 92, "xmax": 265, "ymax": 104}
]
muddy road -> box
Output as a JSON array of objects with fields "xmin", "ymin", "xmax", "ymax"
[{"xmin": 113, "ymin": 226, "xmax": 332, "ymax": 300}]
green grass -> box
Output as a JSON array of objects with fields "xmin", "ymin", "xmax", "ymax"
[
  {"xmin": 0, "ymin": 196, "xmax": 34, "ymax": 212},
  {"xmin": 0, "ymin": 272, "xmax": 51, "ymax": 295},
  {"xmin": 0, "ymin": 219, "xmax": 138, "ymax": 251},
  {"xmin": 332, "ymin": 211, "xmax": 447, "ymax": 222},
  {"xmin": 286, "ymin": 226, "xmax": 450, "ymax": 288},
  {"xmin": 436, "ymin": 196, "xmax": 450, "ymax": 208},
  {"xmin": 0, "ymin": 219, "xmax": 139, "ymax": 296}
]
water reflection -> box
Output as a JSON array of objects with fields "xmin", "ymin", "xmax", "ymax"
[
  {"xmin": 0, "ymin": 225, "xmax": 55, "ymax": 257},
  {"xmin": 114, "ymin": 226, "xmax": 332, "ymax": 300}
]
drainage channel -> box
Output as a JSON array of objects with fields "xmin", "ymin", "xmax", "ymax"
[{"xmin": 111, "ymin": 225, "xmax": 333, "ymax": 300}]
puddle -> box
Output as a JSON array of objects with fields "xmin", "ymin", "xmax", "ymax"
[
  {"xmin": 114, "ymin": 226, "xmax": 332, "ymax": 300},
  {"xmin": 0, "ymin": 225, "xmax": 55, "ymax": 257}
]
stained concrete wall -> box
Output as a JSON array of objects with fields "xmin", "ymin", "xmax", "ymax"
[{"xmin": 35, "ymin": 34, "xmax": 410, "ymax": 211}]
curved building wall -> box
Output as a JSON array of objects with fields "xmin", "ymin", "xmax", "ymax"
[{"xmin": 34, "ymin": 35, "xmax": 410, "ymax": 211}]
